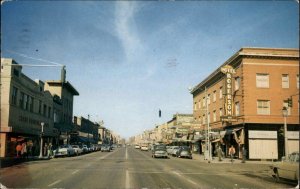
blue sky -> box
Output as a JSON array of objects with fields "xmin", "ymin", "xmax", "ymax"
[{"xmin": 1, "ymin": 1, "xmax": 299, "ymax": 139}]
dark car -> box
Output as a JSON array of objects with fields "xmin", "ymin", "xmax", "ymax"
[
  {"xmin": 152, "ymin": 144, "xmax": 168, "ymax": 158},
  {"xmin": 176, "ymin": 146, "xmax": 192, "ymax": 159}
]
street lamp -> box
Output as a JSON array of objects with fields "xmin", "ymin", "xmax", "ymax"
[
  {"xmin": 39, "ymin": 122, "xmax": 44, "ymax": 158},
  {"xmin": 282, "ymin": 107, "xmax": 288, "ymax": 157}
]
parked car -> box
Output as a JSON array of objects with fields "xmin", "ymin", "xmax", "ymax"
[
  {"xmin": 135, "ymin": 144, "xmax": 140, "ymax": 149},
  {"xmin": 152, "ymin": 144, "xmax": 168, "ymax": 158},
  {"xmin": 270, "ymin": 151, "xmax": 299, "ymax": 182},
  {"xmin": 167, "ymin": 146, "xmax": 175, "ymax": 155},
  {"xmin": 88, "ymin": 144, "xmax": 96, "ymax": 152},
  {"xmin": 54, "ymin": 144, "xmax": 75, "ymax": 157},
  {"xmin": 72, "ymin": 145, "xmax": 83, "ymax": 156},
  {"xmin": 80, "ymin": 144, "xmax": 89, "ymax": 154},
  {"xmin": 101, "ymin": 145, "xmax": 111, "ymax": 152},
  {"xmin": 141, "ymin": 145, "xmax": 149, "ymax": 151},
  {"xmin": 176, "ymin": 146, "xmax": 192, "ymax": 159},
  {"xmin": 171, "ymin": 146, "xmax": 180, "ymax": 157}
]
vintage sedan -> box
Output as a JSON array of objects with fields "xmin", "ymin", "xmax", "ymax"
[
  {"xmin": 72, "ymin": 145, "xmax": 83, "ymax": 155},
  {"xmin": 54, "ymin": 145, "xmax": 76, "ymax": 157},
  {"xmin": 152, "ymin": 144, "xmax": 168, "ymax": 158},
  {"xmin": 176, "ymin": 146, "xmax": 192, "ymax": 159},
  {"xmin": 270, "ymin": 151, "xmax": 299, "ymax": 182}
]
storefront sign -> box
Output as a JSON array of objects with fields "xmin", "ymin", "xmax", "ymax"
[
  {"xmin": 287, "ymin": 131, "xmax": 299, "ymax": 139},
  {"xmin": 248, "ymin": 130, "xmax": 277, "ymax": 139},
  {"xmin": 221, "ymin": 65, "xmax": 236, "ymax": 122},
  {"xmin": 18, "ymin": 115, "xmax": 49, "ymax": 127}
]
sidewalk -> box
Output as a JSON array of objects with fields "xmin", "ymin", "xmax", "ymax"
[
  {"xmin": 0, "ymin": 156, "xmax": 50, "ymax": 168},
  {"xmin": 191, "ymin": 154, "xmax": 273, "ymax": 164}
]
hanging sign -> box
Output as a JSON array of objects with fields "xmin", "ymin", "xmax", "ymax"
[{"xmin": 221, "ymin": 65, "xmax": 237, "ymax": 122}]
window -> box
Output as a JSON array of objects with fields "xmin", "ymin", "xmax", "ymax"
[
  {"xmin": 235, "ymin": 102, "xmax": 240, "ymax": 116},
  {"xmin": 12, "ymin": 86, "xmax": 18, "ymax": 105},
  {"xmin": 297, "ymin": 75, "xmax": 299, "ymax": 89},
  {"xmin": 219, "ymin": 108, "xmax": 223, "ymax": 117},
  {"xmin": 219, "ymin": 87, "xmax": 223, "ymax": 99},
  {"xmin": 19, "ymin": 92, "xmax": 24, "ymax": 109},
  {"xmin": 202, "ymin": 115, "xmax": 206, "ymax": 124},
  {"xmin": 48, "ymin": 107, "xmax": 52, "ymax": 118},
  {"xmin": 213, "ymin": 91, "xmax": 216, "ymax": 102},
  {"xmin": 29, "ymin": 96, "xmax": 34, "ymax": 112},
  {"xmin": 282, "ymin": 74, "xmax": 289, "ymax": 88},
  {"xmin": 202, "ymin": 97, "xmax": 205, "ymax": 107},
  {"xmin": 207, "ymin": 94, "xmax": 211, "ymax": 105},
  {"xmin": 213, "ymin": 110, "xmax": 216, "ymax": 122},
  {"xmin": 235, "ymin": 77, "xmax": 240, "ymax": 91},
  {"xmin": 283, "ymin": 101, "xmax": 291, "ymax": 115},
  {"xmin": 24, "ymin": 94, "xmax": 29, "ymax": 110},
  {"xmin": 194, "ymin": 102, "xmax": 197, "ymax": 110},
  {"xmin": 43, "ymin": 104, "xmax": 47, "ymax": 116},
  {"xmin": 198, "ymin": 100, "xmax": 201, "ymax": 109},
  {"xmin": 257, "ymin": 100, "xmax": 270, "ymax": 115},
  {"xmin": 38, "ymin": 100, "xmax": 42, "ymax": 114},
  {"xmin": 256, "ymin": 74, "xmax": 269, "ymax": 88}
]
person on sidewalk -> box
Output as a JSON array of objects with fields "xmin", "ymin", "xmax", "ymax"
[
  {"xmin": 16, "ymin": 143, "xmax": 22, "ymax": 158},
  {"xmin": 216, "ymin": 146, "xmax": 223, "ymax": 161},
  {"xmin": 21, "ymin": 142, "xmax": 27, "ymax": 159},
  {"xmin": 229, "ymin": 145, "xmax": 236, "ymax": 163}
]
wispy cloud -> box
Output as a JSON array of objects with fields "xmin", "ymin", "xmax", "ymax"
[{"xmin": 114, "ymin": 1, "xmax": 142, "ymax": 63}]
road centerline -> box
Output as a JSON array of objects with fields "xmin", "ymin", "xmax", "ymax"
[{"xmin": 48, "ymin": 179, "xmax": 61, "ymax": 187}]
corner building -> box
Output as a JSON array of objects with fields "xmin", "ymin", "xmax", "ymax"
[{"xmin": 191, "ymin": 47, "xmax": 299, "ymax": 160}]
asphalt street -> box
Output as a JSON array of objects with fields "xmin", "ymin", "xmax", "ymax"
[{"xmin": 0, "ymin": 146, "xmax": 296, "ymax": 189}]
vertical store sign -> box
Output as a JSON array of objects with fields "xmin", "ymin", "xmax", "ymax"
[{"xmin": 220, "ymin": 65, "xmax": 237, "ymax": 122}]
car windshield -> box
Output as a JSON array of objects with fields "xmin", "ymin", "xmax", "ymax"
[{"xmin": 1, "ymin": 1, "xmax": 298, "ymax": 189}]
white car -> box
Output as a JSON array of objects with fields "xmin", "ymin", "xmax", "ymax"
[
  {"xmin": 141, "ymin": 145, "xmax": 148, "ymax": 151},
  {"xmin": 54, "ymin": 145, "xmax": 75, "ymax": 157},
  {"xmin": 135, "ymin": 145, "xmax": 140, "ymax": 149},
  {"xmin": 271, "ymin": 151, "xmax": 299, "ymax": 182},
  {"xmin": 72, "ymin": 145, "xmax": 83, "ymax": 155}
]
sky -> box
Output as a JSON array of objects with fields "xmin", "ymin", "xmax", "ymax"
[{"xmin": 1, "ymin": 1, "xmax": 299, "ymax": 139}]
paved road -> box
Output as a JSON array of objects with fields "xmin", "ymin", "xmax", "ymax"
[{"xmin": 0, "ymin": 147, "xmax": 296, "ymax": 189}]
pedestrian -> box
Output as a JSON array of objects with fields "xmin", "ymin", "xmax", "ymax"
[
  {"xmin": 228, "ymin": 145, "xmax": 236, "ymax": 163},
  {"xmin": 16, "ymin": 143, "xmax": 22, "ymax": 158},
  {"xmin": 43, "ymin": 143, "xmax": 48, "ymax": 157},
  {"xmin": 216, "ymin": 146, "xmax": 223, "ymax": 161},
  {"xmin": 21, "ymin": 142, "xmax": 27, "ymax": 159},
  {"xmin": 241, "ymin": 146, "xmax": 247, "ymax": 163},
  {"xmin": 48, "ymin": 143, "xmax": 53, "ymax": 158}
]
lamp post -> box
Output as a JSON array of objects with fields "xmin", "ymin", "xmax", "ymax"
[
  {"xmin": 39, "ymin": 122, "xmax": 44, "ymax": 158},
  {"xmin": 282, "ymin": 107, "xmax": 288, "ymax": 157}
]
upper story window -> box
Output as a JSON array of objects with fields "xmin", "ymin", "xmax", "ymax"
[
  {"xmin": 213, "ymin": 110, "xmax": 216, "ymax": 122},
  {"xmin": 207, "ymin": 94, "xmax": 211, "ymax": 105},
  {"xmin": 43, "ymin": 104, "xmax": 47, "ymax": 116},
  {"xmin": 48, "ymin": 107, "xmax": 52, "ymax": 118},
  {"xmin": 256, "ymin": 74, "xmax": 269, "ymax": 88},
  {"xmin": 219, "ymin": 86, "xmax": 223, "ymax": 99},
  {"xmin": 213, "ymin": 91, "xmax": 216, "ymax": 102},
  {"xmin": 257, "ymin": 100, "xmax": 270, "ymax": 115},
  {"xmin": 12, "ymin": 86, "xmax": 18, "ymax": 105},
  {"xmin": 29, "ymin": 96, "xmax": 34, "ymax": 112},
  {"xmin": 282, "ymin": 74, "xmax": 289, "ymax": 88},
  {"xmin": 202, "ymin": 97, "xmax": 206, "ymax": 107},
  {"xmin": 38, "ymin": 100, "xmax": 42, "ymax": 114},
  {"xmin": 202, "ymin": 115, "xmax": 206, "ymax": 124},
  {"xmin": 19, "ymin": 92, "xmax": 24, "ymax": 109},
  {"xmin": 235, "ymin": 102, "xmax": 240, "ymax": 116},
  {"xmin": 194, "ymin": 102, "xmax": 197, "ymax": 110},
  {"xmin": 219, "ymin": 108, "xmax": 223, "ymax": 117},
  {"xmin": 235, "ymin": 77, "xmax": 240, "ymax": 91},
  {"xmin": 198, "ymin": 100, "xmax": 201, "ymax": 109}
]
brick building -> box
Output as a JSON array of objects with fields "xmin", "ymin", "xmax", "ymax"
[{"xmin": 190, "ymin": 47, "xmax": 299, "ymax": 160}]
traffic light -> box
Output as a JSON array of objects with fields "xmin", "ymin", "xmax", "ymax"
[{"xmin": 288, "ymin": 98, "xmax": 293, "ymax": 107}]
